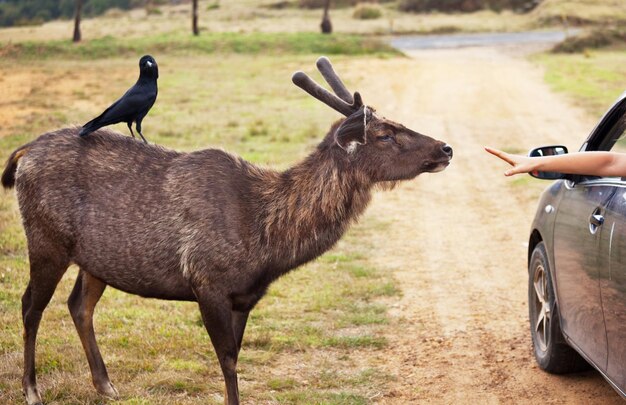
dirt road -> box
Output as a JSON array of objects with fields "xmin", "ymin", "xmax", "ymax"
[{"xmin": 347, "ymin": 47, "xmax": 623, "ymax": 403}]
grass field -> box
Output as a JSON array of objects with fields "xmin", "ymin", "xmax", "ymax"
[
  {"xmin": 0, "ymin": 34, "xmax": 403, "ymax": 404},
  {"xmin": 0, "ymin": 0, "xmax": 529, "ymax": 44},
  {"xmin": 535, "ymin": 49, "xmax": 626, "ymax": 117},
  {"xmin": 3, "ymin": 0, "xmax": 625, "ymax": 47}
]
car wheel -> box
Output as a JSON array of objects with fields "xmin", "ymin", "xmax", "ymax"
[{"xmin": 528, "ymin": 242, "xmax": 589, "ymax": 374}]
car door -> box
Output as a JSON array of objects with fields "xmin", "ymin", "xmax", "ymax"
[
  {"xmin": 553, "ymin": 96, "xmax": 626, "ymax": 379},
  {"xmin": 552, "ymin": 180, "xmax": 610, "ymax": 370},
  {"xmin": 592, "ymin": 109, "xmax": 626, "ymax": 392},
  {"xmin": 602, "ymin": 190, "xmax": 626, "ymax": 392}
]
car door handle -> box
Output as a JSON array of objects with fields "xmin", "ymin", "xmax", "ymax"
[
  {"xmin": 590, "ymin": 214, "xmax": 604, "ymax": 227},
  {"xmin": 589, "ymin": 208, "xmax": 605, "ymax": 235}
]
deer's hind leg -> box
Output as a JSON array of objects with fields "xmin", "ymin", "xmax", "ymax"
[
  {"xmin": 21, "ymin": 249, "xmax": 70, "ymax": 405},
  {"xmin": 68, "ymin": 270, "xmax": 118, "ymax": 399}
]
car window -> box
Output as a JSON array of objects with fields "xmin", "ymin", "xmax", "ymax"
[
  {"xmin": 596, "ymin": 102, "xmax": 626, "ymax": 153},
  {"xmin": 589, "ymin": 102, "xmax": 626, "ymax": 181},
  {"xmin": 607, "ymin": 115, "xmax": 626, "ymax": 153}
]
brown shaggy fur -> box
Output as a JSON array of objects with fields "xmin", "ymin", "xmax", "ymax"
[{"xmin": 3, "ymin": 110, "xmax": 451, "ymax": 404}]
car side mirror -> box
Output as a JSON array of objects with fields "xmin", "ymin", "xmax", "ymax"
[{"xmin": 528, "ymin": 145, "xmax": 568, "ymax": 180}]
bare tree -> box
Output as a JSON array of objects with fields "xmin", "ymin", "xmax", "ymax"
[
  {"xmin": 192, "ymin": 0, "xmax": 199, "ymax": 36},
  {"xmin": 321, "ymin": 0, "xmax": 332, "ymax": 34},
  {"xmin": 73, "ymin": 0, "xmax": 83, "ymax": 42}
]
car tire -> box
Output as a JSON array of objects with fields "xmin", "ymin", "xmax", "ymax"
[{"xmin": 528, "ymin": 242, "xmax": 590, "ymax": 374}]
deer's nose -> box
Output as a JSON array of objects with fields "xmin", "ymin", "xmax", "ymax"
[{"xmin": 442, "ymin": 144, "xmax": 453, "ymax": 158}]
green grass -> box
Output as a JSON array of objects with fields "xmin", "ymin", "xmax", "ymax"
[
  {"xmin": 0, "ymin": 31, "xmax": 399, "ymax": 60},
  {"xmin": 273, "ymin": 391, "xmax": 369, "ymax": 404},
  {"xmin": 534, "ymin": 49, "xmax": 626, "ymax": 117},
  {"xmin": 0, "ymin": 49, "xmax": 399, "ymax": 403}
]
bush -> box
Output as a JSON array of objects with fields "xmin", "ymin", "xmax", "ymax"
[
  {"xmin": 207, "ymin": 1, "xmax": 220, "ymax": 10},
  {"xmin": 353, "ymin": 3, "xmax": 382, "ymax": 19},
  {"xmin": 146, "ymin": 6, "xmax": 163, "ymax": 15},
  {"xmin": 299, "ymin": 0, "xmax": 393, "ymax": 9},
  {"xmin": 88, "ymin": 0, "xmax": 131, "ymax": 16},
  {"xmin": 103, "ymin": 8, "xmax": 126, "ymax": 18},
  {"xmin": 299, "ymin": 0, "xmax": 355, "ymax": 8},
  {"xmin": 0, "ymin": 0, "xmax": 146, "ymax": 27},
  {"xmin": 398, "ymin": 0, "xmax": 541, "ymax": 13},
  {"xmin": 552, "ymin": 28, "xmax": 626, "ymax": 53}
]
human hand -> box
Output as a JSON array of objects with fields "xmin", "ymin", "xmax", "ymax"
[{"xmin": 484, "ymin": 147, "xmax": 536, "ymax": 176}]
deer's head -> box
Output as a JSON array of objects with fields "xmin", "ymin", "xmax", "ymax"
[{"xmin": 293, "ymin": 57, "xmax": 452, "ymax": 182}]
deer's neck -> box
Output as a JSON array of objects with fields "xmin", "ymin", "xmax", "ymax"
[{"xmin": 254, "ymin": 147, "xmax": 372, "ymax": 272}]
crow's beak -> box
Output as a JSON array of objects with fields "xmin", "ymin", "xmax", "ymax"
[{"xmin": 146, "ymin": 61, "xmax": 153, "ymax": 67}]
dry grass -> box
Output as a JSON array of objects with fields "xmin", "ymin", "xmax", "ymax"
[
  {"xmin": 0, "ymin": 0, "xmax": 533, "ymax": 45},
  {"xmin": 2, "ymin": 0, "xmax": 626, "ymax": 47},
  {"xmin": 530, "ymin": 0, "xmax": 626, "ymax": 27}
]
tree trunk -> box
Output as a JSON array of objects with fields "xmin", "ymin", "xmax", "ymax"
[
  {"xmin": 321, "ymin": 0, "xmax": 332, "ymax": 34},
  {"xmin": 192, "ymin": 0, "xmax": 199, "ymax": 36},
  {"xmin": 73, "ymin": 0, "xmax": 82, "ymax": 42}
]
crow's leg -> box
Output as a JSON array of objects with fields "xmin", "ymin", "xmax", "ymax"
[
  {"xmin": 127, "ymin": 122, "xmax": 136, "ymax": 138},
  {"xmin": 136, "ymin": 120, "xmax": 148, "ymax": 144}
]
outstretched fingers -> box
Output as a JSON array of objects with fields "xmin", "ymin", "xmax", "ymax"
[
  {"xmin": 485, "ymin": 147, "xmax": 526, "ymax": 176},
  {"xmin": 485, "ymin": 147, "xmax": 515, "ymax": 166}
]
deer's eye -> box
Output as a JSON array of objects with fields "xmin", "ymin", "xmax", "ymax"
[{"xmin": 378, "ymin": 134, "xmax": 393, "ymax": 142}]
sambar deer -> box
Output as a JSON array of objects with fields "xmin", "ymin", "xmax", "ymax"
[{"xmin": 2, "ymin": 57, "xmax": 452, "ymax": 404}]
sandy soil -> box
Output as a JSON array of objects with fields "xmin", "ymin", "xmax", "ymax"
[{"xmin": 348, "ymin": 47, "xmax": 624, "ymax": 403}]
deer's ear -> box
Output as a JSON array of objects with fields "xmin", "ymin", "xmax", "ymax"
[{"xmin": 335, "ymin": 109, "xmax": 366, "ymax": 151}]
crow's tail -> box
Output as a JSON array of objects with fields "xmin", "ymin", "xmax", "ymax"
[
  {"xmin": 79, "ymin": 118, "xmax": 100, "ymax": 137},
  {"xmin": 2, "ymin": 144, "xmax": 30, "ymax": 189}
]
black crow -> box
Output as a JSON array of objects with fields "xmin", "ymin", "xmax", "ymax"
[{"xmin": 79, "ymin": 55, "xmax": 159, "ymax": 143}]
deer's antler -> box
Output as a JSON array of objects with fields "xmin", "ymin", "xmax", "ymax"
[
  {"xmin": 316, "ymin": 56, "xmax": 354, "ymax": 104},
  {"xmin": 292, "ymin": 57, "xmax": 363, "ymax": 117}
]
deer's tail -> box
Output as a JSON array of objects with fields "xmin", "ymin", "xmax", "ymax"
[{"xmin": 2, "ymin": 144, "xmax": 29, "ymax": 189}]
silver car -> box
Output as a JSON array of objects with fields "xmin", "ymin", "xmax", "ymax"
[{"xmin": 528, "ymin": 92, "xmax": 626, "ymax": 398}]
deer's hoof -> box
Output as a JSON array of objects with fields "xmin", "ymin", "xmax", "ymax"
[
  {"xmin": 96, "ymin": 381, "xmax": 119, "ymax": 399},
  {"xmin": 24, "ymin": 386, "xmax": 42, "ymax": 405}
]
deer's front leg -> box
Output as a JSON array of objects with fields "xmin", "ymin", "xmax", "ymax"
[
  {"xmin": 232, "ymin": 310, "xmax": 249, "ymax": 355},
  {"xmin": 195, "ymin": 288, "xmax": 240, "ymax": 405},
  {"xmin": 230, "ymin": 288, "xmax": 267, "ymax": 355}
]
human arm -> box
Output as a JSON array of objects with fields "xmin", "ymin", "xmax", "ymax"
[{"xmin": 484, "ymin": 147, "xmax": 626, "ymax": 177}]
